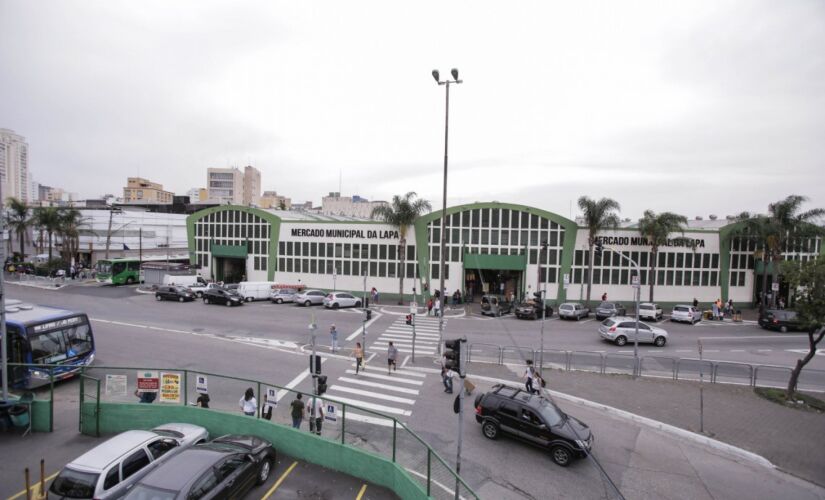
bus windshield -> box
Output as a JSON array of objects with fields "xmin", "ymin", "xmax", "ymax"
[
  {"xmin": 97, "ymin": 261, "xmax": 113, "ymax": 274},
  {"xmin": 28, "ymin": 318, "xmax": 94, "ymax": 364}
]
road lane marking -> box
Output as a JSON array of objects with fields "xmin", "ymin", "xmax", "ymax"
[
  {"xmin": 324, "ymin": 395, "xmax": 412, "ymax": 415},
  {"xmin": 262, "ymin": 460, "xmax": 298, "ymax": 500},
  {"xmin": 339, "ymin": 377, "xmax": 420, "ymax": 394},
  {"xmin": 697, "ymin": 335, "xmax": 809, "ymax": 340},
  {"xmin": 344, "ymin": 412, "xmax": 395, "ymax": 427},
  {"xmin": 276, "ymin": 362, "xmax": 327, "ymax": 402},
  {"xmin": 346, "ymin": 311, "xmax": 382, "ymax": 341},
  {"xmin": 356, "ymin": 484, "xmax": 368, "ymax": 500},
  {"xmin": 7, "ymin": 471, "xmax": 59, "ymax": 500},
  {"xmin": 730, "ymin": 349, "xmax": 746, "ymax": 352},
  {"xmin": 344, "ymin": 370, "xmax": 423, "ymax": 385},
  {"xmin": 329, "ymin": 385, "xmax": 416, "ymax": 404}
]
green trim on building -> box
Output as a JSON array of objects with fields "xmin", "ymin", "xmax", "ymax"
[
  {"xmin": 210, "ymin": 243, "xmax": 248, "ymax": 258},
  {"xmin": 464, "ymin": 252, "xmax": 526, "ymax": 271}
]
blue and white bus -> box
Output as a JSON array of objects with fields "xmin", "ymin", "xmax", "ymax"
[{"xmin": 2, "ymin": 300, "xmax": 95, "ymax": 389}]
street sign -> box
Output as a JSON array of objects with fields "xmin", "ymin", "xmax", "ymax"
[
  {"xmin": 563, "ymin": 274, "xmax": 570, "ymax": 285},
  {"xmin": 631, "ymin": 275, "xmax": 640, "ymax": 289},
  {"xmin": 325, "ymin": 403, "xmax": 338, "ymax": 422},
  {"xmin": 771, "ymin": 282, "xmax": 780, "ymax": 292},
  {"xmin": 196, "ymin": 374, "xmax": 208, "ymax": 394},
  {"xmin": 410, "ymin": 302, "xmax": 417, "ymax": 314}
]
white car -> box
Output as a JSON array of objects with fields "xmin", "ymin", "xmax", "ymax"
[
  {"xmin": 638, "ymin": 302, "xmax": 663, "ymax": 321},
  {"xmin": 599, "ymin": 317, "xmax": 669, "ymax": 347},
  {"xmin": 670, "ymin": 305, "xmax": 702, "ymax": 324},
  {"xmin": 323, "ymin": 292, "xmax": 362, "ymax": 309},
  {"xmin": 294, "ymin": 289, "xmax": 327, "ymax": 307},
  {"xmin": 558, "ymin": 302, "xmax": 590, "ymax": 320}
]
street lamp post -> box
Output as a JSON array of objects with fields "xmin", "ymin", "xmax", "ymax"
[
  {"xmin": 432, "ymin": 68, "xmax": 462, "ymax": 356},
  {"xmin": 539, "ymin": 241, "xmax": 548, "ymax": 371},
  {"xmin": 604, "ymin": 246, "xmax": 642, "ymax": 377}
]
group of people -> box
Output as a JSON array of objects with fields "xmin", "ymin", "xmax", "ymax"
[{"xmin": 710, "ymin": 298, "xmax": 736, "ymax": 320}]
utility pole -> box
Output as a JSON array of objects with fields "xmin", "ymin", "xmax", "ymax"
[
  {"xmin": 602, "ymin": 243, "xmax": 642, "ymax": 378},
  {"xmin": 104, "ymin": 207, "xmax": 114, "ymax": 260},
  {"xmin": 309, "ymin": 314, "xmax": 318, "ymax": 427},
  {"xmin": 539, "ymin": 241, "xmax": 548, "ymax": 370},
  {"xmin": 411, "ymin": 287, "xmax": 417, "ymax": 363},
  {"xmin": 0, "ymin": 180, "xmax": 8, "ymax": 403}
]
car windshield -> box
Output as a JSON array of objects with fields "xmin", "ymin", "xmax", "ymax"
[
  {"xmin": 602, "ymin": 318, "xmax": 617, "ymax": 326},
  {"xmin": 674, "ymin": 306, "xmax": 689, "ymax": 312},
  {"xmin": 598, "ymin": 302, "xmax": 613, "ymax": 309},
  {"xmin": 152, "ymin": 428, "xmax": 184, "ymax": 439},
  {"xmin": 640, "ymin": 304, "xmax": 652, "ymax": 310},
  {"xmin": 537, "ymin": 399, "xmax": 566, "ymax": 427},
  {"xmin": 123, "ymin": 484, "xmax": 178, "ymax": 500},
  {"xmin": 50, "ymin": 468, "xmax": 99, "ymax": 498},
  {"xmin": 173, "ymin": 287, "xmax": 189, "ymax": 293}
]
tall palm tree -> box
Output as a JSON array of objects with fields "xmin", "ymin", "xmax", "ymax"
[
  {"xmin": 577, "ymin": 196, "xmax": 621, "ymax": 308},
  {"xmin": 32, "ymin": 206, "xmax": 61, "ymax": 262},
  {"xmin": 5, "ymin": 197, "xmax": 31, "ymax": 260},
  {"xmin": 638, "ymin": 210, "xmax": 688, "ymax": 302},
  {"xmin": 57, "ymin": 207, "xmax": 86, "ymax": 265},
  {"xmin": 371, "ymin": 192, "xmax": 432, "ymax": 304}
]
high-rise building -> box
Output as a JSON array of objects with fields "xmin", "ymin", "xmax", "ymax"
[
  {"xmin": 187, "ymin": 187, "xmax": 208, "ymax": 202},
  {"xmin": 321, "ymin": 192, "xmax": 388, "ymax": 218},
  {"xmin": 123, "ymin": 177, "xmax": 174, "ymax": 204},
  {"xmin": 259, "ymin": 190, "xmax": 292, "ymax": 210},
  {"xmin": 243, "ymin": 165, "xmax": 261, "ymax": 206},
  {"xmin": 207, "ymin": 167, "xmax": 244, "ymax": 204},
  {"xmin": 0, "ymin": 128, "xmax": 30, "ymax": 202}
]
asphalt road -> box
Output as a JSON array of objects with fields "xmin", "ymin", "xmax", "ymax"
[{"xmin": 5, "ymin": 282, "xmax": 825, "ymax": 500}]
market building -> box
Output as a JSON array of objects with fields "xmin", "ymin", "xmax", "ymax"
[{"xmin": 186, "ymin": 202, "xmax": 823, "ymax": 304}]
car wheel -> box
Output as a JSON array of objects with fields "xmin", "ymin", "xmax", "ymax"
[
  {"xmin": 196, "ymin": 292, "xmax": 203, "ymax": 298},
  {"xmin": 204, "ymin": 298, "xmax": 210, "ymax": 304},
  {"xmin": 126, "ymin": 277, "xmax": 135, "ymax": 285},
  {"xmin": 780, "ymin": 325, "xmax": 788, "ymax": 333},
  {"xmin": 179, "ymin": 296, "xmax": 185, "ymax": 303},
  {"xmin": 615, "ymin": 336, "xmax": 627, "ymax": 346},
  {"xmin": 654, "ymin": 336, "xmax": 666, "ymax": 347},
  {"xmin": 482, "ymin": 421, "xmax": 499, "ymax": 440},
  {"xmin": 333, "ymin": 303, "xmax": 340, "ymax": 310},
  {"xmin": 276, "ymin": 298, "xmax": 283, "ymax": 304},
  {"xmin": 304, "ymin": 300, "xmax": 312, "ymax": 307},
  {"xmin": 576, "ymin": 315, "xmax": 580, "ymax": 321},
  {"xmin": 550, "ymin": 445, "xmax": 572, "ymax": 467},
  {"xmin": 246, "ymin": 297, "xmax": 253, "ymax": 302},
  {"xmin": 355, "ymin": 300, "xmax": 362, "ymax": 308},
  {"xmin": 226, "ymin": 300, "xmax": 232, "ymax": 307},
  {"xmin": 256, "ymin": 457, "xmax": 272, "ymax": 485},
  {"xmin": 155, "ymin": 295, "xmax": 162, "ymax": 301}
]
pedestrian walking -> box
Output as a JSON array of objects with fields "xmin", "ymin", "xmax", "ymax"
[
  {"xmin": 601, "ymin": 292, "xmax": 607, "ymax": 302},
  {"xmin": 195, "ymin": 392, "xmax": 210, "ymax": 408},
  {"xmin": 307, "ymin": 396, "xmax": 324, "ymax": 435},
  {"xmin": 778, "ymin": 297, "xmax": 785, "ymax": 310},
  {"xmin": 711, "ymin": 301, "xmax": 719, "ymax": 321},
  {"xmin": 134, "ymin": 389, "xmax": 156, "ymax": 403},
  {"xmin": 693, "ymin": 297, "xmax": 699, "ymax": 308},
  {"xmin": 441, "ymin": 357, "xmax": 454, "ymax": 394},
  {"xmin": 353, "ymin": 342, "xmax": 365, "ymax": 374},
  {"xmin": 329, "ymin": 324, "xmax": 339, "ymax": 353},
  {"xmin": 371, "ymin": 287, "xmax": 379, "ymax": 305},
  {"xmin": 387, "ymin": 342, "xmax": 398, "ymax": 374},
  {"xmin": 427, "ymin": 298, "xmax": 434, "ymax": 316},
  {"xmin": 434, "ymin": 297, "xmax": 441, "ymax": 317},
  {"xmin": 715, "ymin": 298, "xmax": 723, "ymax": 320},
  {"xmin": 239, "ymin": 387, "xmax": 257, "ymax": 416},
  {"xmin": 523, "ymin": 360, "xmax": 538, "ymax": 394},
  {"xmin": 290, "ymin": 394, "xmax": 305, "ymax": 429}
]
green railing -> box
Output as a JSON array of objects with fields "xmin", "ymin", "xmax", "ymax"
[{"xmin": 72, "ymin": 364, "xmax": 478, "ymax": 500}]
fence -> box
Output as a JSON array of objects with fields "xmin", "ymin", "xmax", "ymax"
[{"xmin": 466, "ymin": 345, "xmax": 825, "ymax": 393}]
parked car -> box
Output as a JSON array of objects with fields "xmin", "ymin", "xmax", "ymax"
[
  {"xmin": 637, "ymin": 302, "xmax": 663, "ymax": 321},
  {"xmin": 758, "ymin": 309, "xmax": 801, "ymax": 333},
  {"xmin": 162, "ymin": 275, "xmax": 207, "ymax": 289},
  {"xmin": 515, "ymin": 300, "xmax": 553, "ymax": 320},
  {"xmin": 294, "ymin": 289, "xmax": 327, "ymax": 307},
  {"xmin": 155, "ymin": 286, "xmax": 195, "ymax": 303},
  {"xmin": 594, "ymin": 302, "xmax": 627, "ymax": 321},
  {"xmin": 189, "ymin": 282, "xmax": 224, "ymax": 298},
  {"xmin": 237, "ymin": 281, "xmax": 277, "ymax": 302},
  {"xmin": 598, "ymin": 317, "xmax": 669, "ymax": 347},
  {"xmin": 474, "ymin": 384, "xmax": 593, "ymax": 467},
  {"xmin": 558, "ymin": 302, "xmax": 590, "ymax": 320},
  {"xmin": 270, "ymin": 288, "xmax": 299, "ymax": 304},
  {"xmin": 480, "ymin": 294, "xmax": 513, "ymax": 316},
  {"xmin": 123, "ymin": 435, "xmax": 276, "ymax": 500},
  {"xmin": 323, "ymin": 292, "xmax": 362, "ymax": 309},
  {"xmin": 202, "ymin": 288, "xmax": 244, "ymax": 307},
  {"xmin": 49, "ymin": 424, "xmax": 208, "ymax": 500},
  {"xmin": 670, "ymin": 304, "xmax": 702, "ymax": 324}
]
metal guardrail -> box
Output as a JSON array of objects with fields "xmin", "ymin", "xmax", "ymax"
[{"xmin": 466, "ymin": 344, "xmax": 825, "ymax": 392}]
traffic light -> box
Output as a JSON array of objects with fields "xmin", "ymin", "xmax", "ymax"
[
  {"xmin": 444, "ymin": 338, "xmax": 462, "ymax": 373},
  {"xmin": 316, "ymin": 375, "xmax": 328, "ymax": 395},
  {"xmin": 309, "ymin": 354, "xmax": 321, "ymax": 375},
  {"xmin": 405, "ymin": 314, "xmax": 413, "ymax": 325},
  {"xmin": 365, "ymin": 309, "xmax": 372, "ymax": 321},
  {"xmin": 595, "ymin": 240, "xmax": 604, "ymax": 258}
]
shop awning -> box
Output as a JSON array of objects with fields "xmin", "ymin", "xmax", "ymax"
[
  {"xmin": 211, "ymin": 244, "xmax": 248, "ymax": 259},
  {"xmin": 463, "ymin": 253, "xmax": 526, "ymax": 271}
]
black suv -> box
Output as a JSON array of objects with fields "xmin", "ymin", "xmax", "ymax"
[
  {"xmin": 758, "ymin": 309, "xmax": 800, "ymax": 333},
  {"xmin": 474, "ymin": 384, "xmax": 593, "ymax": 466},
  {"xmin": 202, "ymin": 288, "xmax": 244, "ymax": 307},
  {"xmin": 595, "ymin": 302, "xmax": 626, "ymax": 321},
  {"xmin": 155, "ymin": 285, "xmax": 195, "ymax": 302}
]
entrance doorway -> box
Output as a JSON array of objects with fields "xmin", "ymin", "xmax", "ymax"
[
  {"xmin": 463, "ymin": 252, "xmax": 527, "ymax": 303},
  {"xmin": 214, "ymin": 257, "xmax": 246, "ymax": 283}
]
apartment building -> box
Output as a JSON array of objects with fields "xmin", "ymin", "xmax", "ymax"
[
  {"xmin": 0, "ymin": 128, "xmax": 30, "ymax": 202},
  {"xmin": 123, "ymin": 177, "xmax": 174, "ymax": 204}
]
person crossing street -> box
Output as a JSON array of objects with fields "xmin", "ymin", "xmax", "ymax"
[
  {"xmin": 387, "ymin": 341, "xmax": 398, "ymax": 374},
  {"xmin": 329, "ymin": 324, "xmax": 339, "ymax": 353}
]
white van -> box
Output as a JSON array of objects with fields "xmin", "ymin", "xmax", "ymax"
[
  {"xmin": 162, "ymin": 274, "xmax": 207, "ymax": 288},
  {"xmin": 237, "ymin": 281, "xmax": 277, "ymax": 302}
]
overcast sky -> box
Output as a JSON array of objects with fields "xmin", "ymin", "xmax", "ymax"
[{"xmin": 2, "ymin": 0, "xmax": 824, "ymax": 220}]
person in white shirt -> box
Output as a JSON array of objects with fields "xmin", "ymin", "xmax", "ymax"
[
  {"xmin": 307, "ymin": 396, "xmax": 325, "ymax": 435},
  {"xmin": 239, "ymin": 387, "xmax": 257, "ymax": 416}
]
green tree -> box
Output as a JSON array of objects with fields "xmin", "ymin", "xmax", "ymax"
[
  {"xmin": 577, "ymin": 196, "xmax": 621, "ymax": 308},
  {"xmin": 371, "ymin": 192, "xmax": 432, "ymax": 304},
  {"xmin": 5, "ymin": 197, "xmax": 31, "ymax": 260},
  {"xmin": 32, "ymin": 206, "xmax": 61, "ymax": 262},
  {"xmin": 780, "ymin": 258, "xmax": 825, "ymax": 400},
  {"xmin": 638, "ymin": 210, "xmax": 688, "ymax": 302},
  {"xmin": 57, "ymin": 207, "xmax": 87, "ymax": 265}
]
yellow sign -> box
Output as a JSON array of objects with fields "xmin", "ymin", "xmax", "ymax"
[{"xmin": 159, "ymin": 372, "xmax": 181, "ymax": 403}]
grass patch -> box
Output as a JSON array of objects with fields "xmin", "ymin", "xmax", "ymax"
[{"xmin": 754, "ymin": 387, "xmax": 825, "ymax": 412}]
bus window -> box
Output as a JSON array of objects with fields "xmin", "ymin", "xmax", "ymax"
[
  {"xmin": 128, "ymin": 261, "xmax": 140, "ymax": 271},
  {"xmin": 29, "ymin": 322, "xmax": 93, "ymax": 363},
  {"xmin": 113, "ymin": 262, "xmax": 126, "ymax": 275}
]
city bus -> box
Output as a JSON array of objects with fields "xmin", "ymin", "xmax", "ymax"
[
  {"xmin": 2, "ymin": 300, "xmax": 96, "ymax": 389},
  {"xmin": 95, "ymin": 257, "xmax": 141, "ymax": 285}
]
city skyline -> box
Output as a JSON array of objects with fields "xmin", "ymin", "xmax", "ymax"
[{"xmin": 1, "ymin": 1, "xmax": 823, "ymax": 219}]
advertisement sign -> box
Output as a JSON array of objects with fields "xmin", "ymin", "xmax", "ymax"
[
  {"xmin": 195, "ymin": 374, "xmax": 208, "ymax": 394},
  {"xmin": 136, "ymin": 370, "xmax": 160, "ymax": 392},
  {"xmin": 159, "ymin": 372, "xmax": 181, "ymax": 403},
  {"xmin": 105, "ymin": 374, "xmax": 128, "ymax": 396}
]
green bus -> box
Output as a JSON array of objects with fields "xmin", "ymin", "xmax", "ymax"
[{"xmin": 95, "ymin": 258, "xmax": 141, "ymax": 285}]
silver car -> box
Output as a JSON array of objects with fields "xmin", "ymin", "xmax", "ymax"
[
  {"xmin": 638, "ymin": 302, "xmax": 663, "ymax": 321},
  {"xmin": 558, "ymin": 302, "xmax": 590, "ymax": 320},
  {"xmin": 323, "ymin": 292, "xmax": 362, "ymax": 309},
  {"xmin": 50, "ymin": 423, "xmax": 208, "ymax": 499},
  {"xmin": 599, "ymin": 317, "xmax": 669, "ymax": 347},
  {"xmin": 670, "ymin": 304, "xmax": 702, "ymax": 324},
  {"xmin": 270, "ymin": 288, "xmax": 299, "ymax": 304},
  {"xmin": 294, "ymin": 289, "xmax": 327, "ymax": 307}
]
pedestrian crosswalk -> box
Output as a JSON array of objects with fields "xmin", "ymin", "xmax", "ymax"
[{"xmin": 324, "ymin": 316, "xmax": 444, "ymax": 427}]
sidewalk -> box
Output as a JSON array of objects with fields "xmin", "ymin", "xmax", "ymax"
[{"xmin": 465, "ymin": 363, "xmax": 825, "ymax": 487}]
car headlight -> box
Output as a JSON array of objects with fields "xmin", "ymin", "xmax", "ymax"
[{"xmin": 575, "ymin": 439, "xmax": 591, "ymax": 450}]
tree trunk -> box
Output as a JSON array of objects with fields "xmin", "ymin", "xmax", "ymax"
[
  {"xmin": 785, "ymin": 327, "xmax": 825, "ymax": 400},
  {"xmin": 648, "ymin": 247, "xmax": 657, "ymax": 303},
  {"xmin": 585, "ymin": 243, "xmax": 594, "ymax": 308},
  {"xmin": 48, "ymin": 231, "xmax": 53, "ymax": 262},
  {"xmin": 398, "ymin": 237, "xmax": 406, "ymax": 305},
  {"xmin": 18, "ymin": 228, "xmax": 25, "ymax": 260}
]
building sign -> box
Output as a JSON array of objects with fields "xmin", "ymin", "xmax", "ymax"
[
  {"xmin": 290, "ymin": 228, "xmax": 400, "ymax": 240},
  {"xmin": 137, "ymin": 371, "xmax": 160, "ymax": 392},
  {"xmin": 159, "ymin": 372, "xmax": 181, "ymax": 403},
  {"xmin": 594, "ymin": 236, "xmax": 706, "ymax": 248}
]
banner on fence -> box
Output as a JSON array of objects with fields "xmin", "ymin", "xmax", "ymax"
[
  {"xmin": 325, "ymin": 403, "xmax": 338, "ymax": 422},
  {"xmin": 136, "ymin": 370, "xmax": 159, "ymax": 392},
  {"xmin": 195, "ymin": 374, "xmax": 208, "ymax": 394},
  {"xmin": 159, "ymin": 372, "xmax": 181, "ymax": 403},
  {"xmin": 105, "ymin": 374, "xmax": 127, "ymax": 396}
]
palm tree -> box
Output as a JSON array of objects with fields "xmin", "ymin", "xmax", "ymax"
[
  {"xmin": 371, "ymin": 192, "xmax": 432, "ymax": 304},
  {"xmin": 577, "ymin": 196, "xmax": 621, "ymax": 308},
  {"xmin": 57, "ymin": 207, "xmax": 86, "ymax": 265},
  {"xmin": 638, "ymin": 210, "xmax": 688, "ymax": 302},
  {"xmin": 32, "ymin": 206, "xmax": 61, "ymax": 262},
  {"xmin": 5, "ymin": 197, "xmax": 31, "ymax": 260}
]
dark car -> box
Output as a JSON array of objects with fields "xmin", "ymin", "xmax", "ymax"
[
  {"xmin": 515, "ymin": 300, "xmax": 553, "ymax": 320},
  {"xmin": 595, "ymin": 302, "xmax": 626, "ymax": 321},
  {"xmin": 155, "ymin": 286, "xmax": 195, "ymax": 303},
  {"xmin": 123, "ymin": 435, "xmax": 275, "ymax": 500},
  {"xmin": 758, "ymin": 309, "xmax": 801, "ymax": 333},
  {"xmin": 474, "ymin": 384, "xmax": 593, "ymax": 466},
  {"xmin": 480, "ymin": 294, "xmax": 513, "ymax": 317},
  {"xmin": 202, "ymin": 288, "xmax": 244, "ymax": 307}
]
